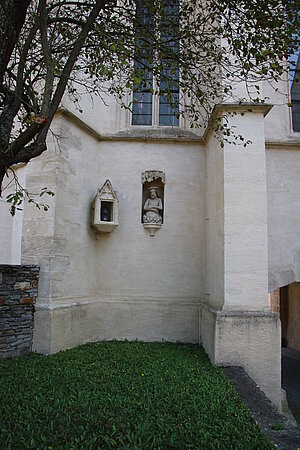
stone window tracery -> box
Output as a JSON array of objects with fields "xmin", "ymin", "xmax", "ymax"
[{"xmin": 132, "ymin": 0, "xmax": 179, "ymax": 127}]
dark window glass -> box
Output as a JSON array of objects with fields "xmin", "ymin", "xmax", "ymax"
[
  {"xmin": 132, "ymin": 0, "xmax": 179, "ymax": 127},
  {"xmin": 292, "ymin": 101, "xmax": 300, "ymax": 132},
  {"xmin": 159, "ymin": 90, "xmax": 179, "ymax": 126},
  {"xmin": 132, "ymin": 1, "xmax": 154, "ymax": 126},
  {"xmin": 132, "ymin": 91, "xmax": 152, "ymax": 125},
  {"xmin": 159, "ymin": 0, "xmax": 179, "ymax": 126},
  {"xmin": 291, "ymin": 52, "xmax": 300, "ymax": 132}
]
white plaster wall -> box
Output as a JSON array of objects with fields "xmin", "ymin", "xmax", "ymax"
[
  {"xmin": 43, "ymin": 117, "xmax": 206, "ymax": 301},
  {"xmin": 205, "ymin": 110, "xmax": 270, "ymax": 312},
  {"xmin": 62, "ymin": 89, "xmax": 128, "ymax": 134},
  {"xmin": 21, "ymin": 119, "xmax": 64, "ymax": 305},
  {"xmin": 220, "ymin": 37, "xmax": 291, "ymax": 143},
  {"xmin": 34, "ymin": 300, "xmax": 200, "ymax": 354},
  {"xmin": 200, "ymin": 305, "xmax": 281, "ymax": 409},
  {"xmin": 204, "ymin": 135, "xmax": 224, "ymax": 309},
  {"xmin": 19, "ymin": 99, "xmax": 284, "ymax": 410},
  {"xmin": 92, "ymin": 139, "xmax": 205, "ymax": 299},
  {"xmin": 21, "ymin": 121, "xmax": 60, "ymax": 249},
  {"xmin": 223, "ymin": 111, "xmax": 269, "ymax": 311},
  {"xmin": 215, "ymin": 310, "xmax": 281, "ymax": 409},
  {"xmin": 24, "ymin": 114, "xmax": 206, "ymax": 349},
  {"xmin": 262, "ymin": 76, "xmax": 291, "ymax": 140},
  {"xmin": 0, "ymin": 165, "xmax": 26, "ymax": 264},
  {"xmin": 0, "ymin": 193, "xmax": 14, "ymax": 264},
  {"xmin": 222, "ymin": 76, "xmax": 291, "ymax": 142},
  {"xmin": 61, "ymin": 86, "xmax": 204, "ymax": 136},
  {"xmin": 266, "ymin": 147, "xmax": 300, "ymax": 291}
]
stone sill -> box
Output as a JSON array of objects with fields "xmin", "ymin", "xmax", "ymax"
[
  {"xmin": 57, "ymin": 102, "xmax": 275, "ymax": 145},
  {"xmin": 106, "ymin": 127, "xmax": 205, "ymax": 142},
  {"xmin": 56, "ymin": 108, "xmax": 205, "ymax": 143},
  {"xmin": 266, "ymin": 136, "xmax": 300, "ymax": 149}
]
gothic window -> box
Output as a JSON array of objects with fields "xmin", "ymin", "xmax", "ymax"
[
  {"xmin": 291, "ymin": 52, "xmax": 300, "ymax": 132},
  {"xmin": 132, "ymin": 0, "xmax": 179, "ymax": 127}
]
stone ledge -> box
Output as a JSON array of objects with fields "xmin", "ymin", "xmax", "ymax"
[
  {"xmin": 58, "ymin": 103, "xmax": 275, "ymax": 145},
  {"xmin": 266, "ymin": 137, "xmax": 300, "ymax": 149},
  {"xmin": 200, "ymin": 302, "xmax": 278, "ymax": 318},
  {"xmin": 35, "ymin": 295, "xmax": 203, "ymax": 310},
  {"xmin": 56, "ymin": 108, "xmax": 205, "ymax": 143}
]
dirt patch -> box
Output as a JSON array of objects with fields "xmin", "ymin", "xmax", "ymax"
[{"xmin": 223, "ymin": 367, "xmax": 300, "ymax": 450}]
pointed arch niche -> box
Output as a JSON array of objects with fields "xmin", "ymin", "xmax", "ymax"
[
  {"xmin": 141, "ymin": 170, "xmax": 165, "ymax": 236},
  {"xmin": 92, "ymin": 179, "xmax": 119, "ymax": 233}
]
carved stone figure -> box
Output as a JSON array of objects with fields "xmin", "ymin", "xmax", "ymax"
[{"xmin": 143, "ymin": 187, "xmax": 163, "ymax": 224}]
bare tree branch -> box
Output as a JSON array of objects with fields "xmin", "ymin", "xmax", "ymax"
[
  {"xmin": 37, "ymin": 0, "xmax": 109, "ymax": 142},
  {"xmin": 0, "ymin": 0, "xmax": 32, "ymax": 83},
  {"xmin": 39, "ymin": 0, "xmax": 55, "ymax": 116}
]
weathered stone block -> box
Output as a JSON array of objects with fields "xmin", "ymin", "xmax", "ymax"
[
  {"xmin": 5, "ymin": 277, "xmax": 17, "ymax": 284},
  {"xmin": 7, "ymin": 295, "xmax": 21, "ymax": 301},
  {"xmin": 4, "ymin": 329, "xmax": 14, "ymax": 336},
  {"xmin": 14, "ymin": 281, "xmax": 30, "ymax": 290},
  {"xmin": 26, "ymin": 289, "xmax": 38, "ymax": 297},
  {"xmin": 200, "ymin": 305, "xmax": 281, "ymax": 410},
  {"xmin": 6, "ymin": 336, "xmax": 17, "ymax": 343},
  {"xmin": 20, "ymin": 341, "xmax": 31, "ymax": 348},
  {"xmin": 22, "ymin": 328, "xmax": 33, "ymax": 334},
  {"xmin": 12, "ymin": 307, "xmax": 24, "ymax": 314},
  {"xmin": 0, "ymin": 265, "xmax": 39, "ymax": 358},
  {"xmin": 19, "ymin": 314, "xmax": 33, "ymax": 321},
  {"xmin": 20, "ymin": 297, "xmax": 35, "ymax": 305}
]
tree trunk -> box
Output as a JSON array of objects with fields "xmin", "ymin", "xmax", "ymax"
[{"xmin": 0, "ymin": 0, "xmax": 32, "ymax": 83}]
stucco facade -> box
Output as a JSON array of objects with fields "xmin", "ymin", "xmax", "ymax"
[{"xmin": 1, "ymin": 73, "xmax": 300, "ymax": 410}]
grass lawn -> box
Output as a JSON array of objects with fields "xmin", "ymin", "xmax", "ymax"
[{"xmin": 0, "ymin": 341, "xmax": 273, "ymax": 449}]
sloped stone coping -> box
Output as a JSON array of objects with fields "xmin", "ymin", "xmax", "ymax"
[{"xmin": 224, "ymin": 366, "xmax": 300, "ymax": 450}]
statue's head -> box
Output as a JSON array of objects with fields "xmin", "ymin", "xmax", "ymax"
[{"xmin": 149, "ymin": 186, "xmax": 159, "ymax": 198}]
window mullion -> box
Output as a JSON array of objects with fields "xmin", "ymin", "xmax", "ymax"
[{"xmin": 153, "ymin": 46, "xmax": 160, "ymax": 126}]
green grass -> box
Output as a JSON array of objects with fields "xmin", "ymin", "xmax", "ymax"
[{"xmin": 0, "ymin": 341, "xmax": 272, "ymax": 449}]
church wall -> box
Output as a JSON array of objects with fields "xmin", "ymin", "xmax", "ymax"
[
  {"xmin": 204, "ymin": 135, "xmax": 224, "ymax": 309},
  {"xmin": 4, "ymin": 85, "xmax": 295, "ymax": 410},
  {"xmin": 21, "ymin": 119, "xmax": 64, "ymax": 311},
  {"xmin": 27, "ymin": 115, "xmax": 206, "ymax": 352},
  {"xmin": 202, "ymin": 110, "xmax": 281, "ymax": 409},
  {"xmin": 61, "ymin": 87, "xmax": 204, "ymax": 137},
  {"xmin": 223, "ymin": 111, "xmax": 269, "ymax": 311},
  {"xmin": 61, "ymin": 90, "xmax": 131, "ymax": 135},
  {"xmin": 0, "ymin": 165, "xmax": 26, "ymax": 265},
  {"xmin": 0, "ymin": 190, "xmax": 14, "ymax": 263},
  {"xmin": 266, "ymin": 146, "xmax": 300, "ymax": 291},
  {"xmin": 262, "ymin": 76, "xmax": 291, "ymax": 141}
]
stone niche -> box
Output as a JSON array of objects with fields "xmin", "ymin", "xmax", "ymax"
[
  {"xmin": 92, "ymin": 180, "xmax": 119, "ymax": 233},
  {"xmin": 141, "ymin": 170, "xmax": 165, "ymax": 236}
]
